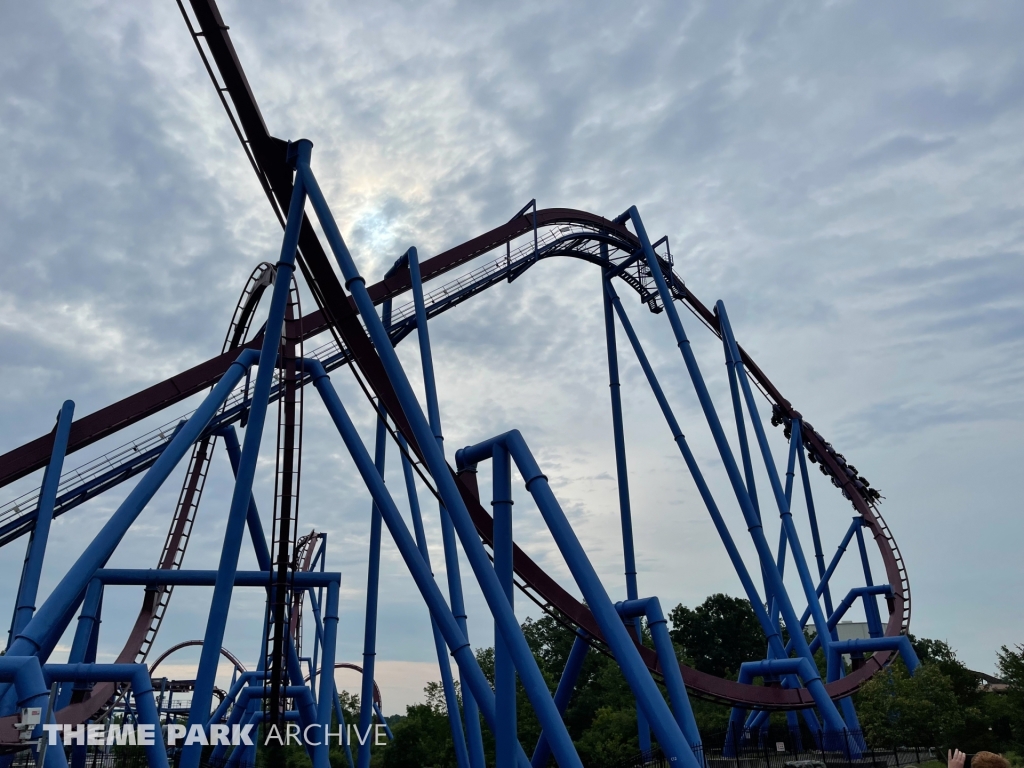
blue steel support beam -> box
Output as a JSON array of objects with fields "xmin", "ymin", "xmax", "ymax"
[
  {"xmin": 827, "ymin": 638, "xmax": 919, "ymax": 678},
  {"xmin": 615, "ymin": 598, "xmax": 702, "ymax": 749},
  {"xmin": 457, "ymin": 431, "xmax": 699, "ymax": 768},
  {"xmin": 305, "ymin": 361, "xmax": 539, "ymax": 768},
  {"xmin": 42, "ymin": 664, "xmax": 168, "ymax": 768},
  {"xmin": 219, "ymin": 426, "xmax": 273, "ymax": 570},
  {"xmin": 492, "ymin": 444, "xmax": 518, "ymax": 768},
  {"xmin": 604, "ymin": 282, "xmax": 788, "ymax": 659},
  {"xmin": 601, "ymin": 266, "xmax": 651, "ymax": 753},
  {"xmin": 9, "ymin": 400, "xmax": 75, "ymax": 648},
  {"xmin": 717, "ymin": 301, "xmax": 837, "ymax": 682},
  {"xmin": 854, "ymin": 525, "xmax": 884, "ymax": 638},
  {"xmin": 300, "ymin": 153, "xmax": 579, "ymax": 768},
  {"xmin": 397, "ymin": 435, "xmax": 471, "ymax": 768},
  {"xmin": 182, "ymin": 142, "xmax": 310, "ymax": 768},
  {"xmin": 795, "ymin": 424, "xmax": 833, "ymax": 617},
  {"xmin": 625, "ymin": 205, "xmax": 845, "ymax": 732},
  {"xmin": 55, "ymin": 579, "xmax": 103, "ymax": 711},
  {"xmin": 530, "ymin": 632, "xmax": 590, "ymax": 768},
  {"xmin": 405, "ymin": 246, "xmax": 484, "ymax": 768},
  {"xmin": 314, "ymin": 581, "xmax": 341, "ymax": 768},
  {"xmin": 4, "ymin": 348, "xmax": 257, "ymax": 665},
  {"xmin": 358, "ymin": 299, "xmax": 390, "ymax": 768},
  {"xmin": 0, "ymin": 656, "xmax": 66, "ymax": 768}
]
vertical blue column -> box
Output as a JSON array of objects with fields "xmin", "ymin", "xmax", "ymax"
[
  {"xmin": 358, "ymin": 370, "xmax": 388, "ymax": 768},
  {"xmin": 180, "ymin": 139, "xmax": 312, "ymax": 768},
  {"xmin": 626, "ymin": 207, "xmax": 845, "ymax": 733},
  {"xmin": 406, "ymin": 246, "xmax": 484, "ymax": 768},
  {"xmin": 795, "ymin": 424, "xmax": 834, "ymax": 617},
  {"xmin": 854, "ymin": 525, "xmax": 884, "ymax": 638},
  {"xmin": 398, "ymin": 437, "xmax": 471, "ymax": 768},
  {"xmin": 492, "ymin": 445, "xmax": 517, "ymax": 768},
  {"xmin": 8, "ymin": 400, "xmax": 75, "ymax": 647},
  {"xmin": 530, "ymin": 632, "xmax": 589, "ymax": 768},
  {"xmin": 601, "ymin": 267, "xmax": 651, "ymax": 753}
]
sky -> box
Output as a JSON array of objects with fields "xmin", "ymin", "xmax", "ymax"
[{"xmin": 0, "ymin": 0, "xmax": 1022, "ymax": 715}]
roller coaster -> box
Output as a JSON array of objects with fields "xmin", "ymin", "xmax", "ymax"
[{"xmin": 0, "ymin": 2, "xmax": 920, "ymax": 767}]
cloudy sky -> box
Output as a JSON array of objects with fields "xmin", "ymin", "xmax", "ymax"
[{"xmin": 1, "ymin": 0, "xmax": 1022, "ymax": 714}]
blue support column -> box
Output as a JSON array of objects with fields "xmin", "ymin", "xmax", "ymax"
[
  {"xmin": 623, "ymin": 206, "xmax": 845, "ymax": 732},
  {"xmin": 398, "ymin": 435, "xmax": 471, "ymax": 768},
  {"xmin": 796, "ymin": 425, "xmax": 834, "ymax": 617},
  {"xmin": 605, "ymin": 282, "xmax": 786, "ymax": 658},
  {"xmin": 357, "ymin": 399, "xmax": 387, "ymax": 768},
  {"xmin": 5, "ymin": 349, "xmax": 256, "ymax": 664},
  {"xmin": 530, "ymin": 632, "xmax": 590, "ymax": 768},
  {"xmin": 458, "ymin": 431, "xmax": 700, "ymax": 768},
  {"xmin": 405, "ymin": 247, "xmax": 484, "ymax": 768},
  {"xmin": 601, "ymin": 265, "xmax": 651, "ymax": 753},
  {"xmin": 854, "ymin": 525, "xmax": 884, "ymax": 638},
  {"xmin": 492, "ymin": 445, "xmax": 518, "ymax": 768},
  {"xmin": 306, "ymin": 361, "xmax": 543, "ymax": 768},
  {"xmin": 315, "ymin": 581, "xmax": 341, "ymax": 768},
  {"xmin": 181, "ymin": 139, "xmax": 312, "ymax": 768},
  {"xmin": 716, "ymin": 301, "xmax": 840, "ymax": 690},
  {"xmin": 9, "ymin": 400, "xmax": 75, "ymax": 648}
]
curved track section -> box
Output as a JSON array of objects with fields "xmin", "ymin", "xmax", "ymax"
[{"xmin": 0, "ymin": 211, "xmax": 909, "ymax": 712}]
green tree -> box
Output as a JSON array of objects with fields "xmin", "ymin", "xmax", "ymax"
[
  {"xmin": 855, "ymin": 660, "xmax": 964, "ymax": 748},
  {"xmin": 669, "ymin": 594, "xmax": 764, "ymax": 679},
  {"xmin": 997, "ymin": 644, "xmax": 1024, "ymax": 751}
]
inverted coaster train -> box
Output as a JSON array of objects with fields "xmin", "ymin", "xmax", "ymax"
[{"xmin": 0, "ymin": 2, "xmax": 919, "ymax": 767}]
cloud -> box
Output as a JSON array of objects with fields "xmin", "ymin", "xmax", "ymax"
[{"xmin": 0, "ymin": 0, "xmax": 1021, "ymax": 703}]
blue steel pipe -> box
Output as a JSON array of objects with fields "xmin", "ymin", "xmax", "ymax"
[
  {"xmin": 530, "ymin": 632, "xmax": 590, "ymax": 768},
  {"xmin": 626, "ymin": 206, "xmax": 845, "ymax": 732},
  {"xmin": 604, "ymin": 282, "xmax": 787, "ymax": 659},
  {"xmin": 615, "ymin": 598, "xmax": 701, "ymax": 749},
  {"xmin": 92, "ymin": 570, "xmax": 340, "ymax": 588},
  {"xmin": 406, "ymin": 245, "xmax": 484, "ymax": 768},
  {"xmin": 601, "ymin": 265, "xmax": 651, "ymax": 755},
  {"xmin": 806, "ymin": 586, "xmax": 894, "ymax": 657},
  {"xmin": 5, "ymin": 348, "xmax": 257, "ymax": 664},
  {"xmin": 300, "ymin": 157, "xmax": 579, "ymax": 768},
  {"xmin": 717, "ymin": 302, "xmax": 836, "ymax": 679},
  {"xmin": 55, "ymin": 579, "xmax": 103, "ymax": 711},
  {"xmin": 827, "ymin": 638, "xmax": 919, "ymax": 677},
  {"xmin": 0, "ymin": 656, "xmax": 66, "ymax": 768},
  {"xmin": 42, "ymin": 663, "xmax": 168, "ymax": 768},
  {"xmin": 208, "ymin": 671, "xmax": 265, "ymax": 726},
  {"xmin": 794, "ymin": 424, "xmax": 834, "ymax": 616},
  {"xmin": 854, "ymin": 525, "xmax": 884, "ymax": 638},
  {"xmin": 219, "ymin": 426, "xmax": 274, "ymax": 570},
  {"xmin": 457, "ymin": 431, "xmax": 699, "ymax": 768},
  {"xmin": 9, "ymin": 400, "xmax": 75, "ymax": 647},
  {"xmin": 305, "ymin": 360, "xmax": 537, "ymax": 768},
  {"xmin": 358, "ymin": 346, "xmax": 389, "ymax": 768},
  {"xmin": 314, "ymin": 580, "xmax": 340, "ymax": 768},
  {"xmin": 183, "ymin": 141, "xmax": 311, "ymax": 768},
  {"xmin": 398, "ymin": 435, "xmax": 471, "ymax": 768},
  {"xmin": 492, "ymin": 445, "xmax": 518, "ymax": 768}
]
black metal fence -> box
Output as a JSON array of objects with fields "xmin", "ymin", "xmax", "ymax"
[{"xmin": 607, "ymin": 726, "xmax": 937, "ymax": 768}]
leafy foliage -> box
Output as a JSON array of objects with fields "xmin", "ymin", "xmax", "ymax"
[{"xmin": 669, "ymin": 593, "xmax": 765, "ymax": 678}]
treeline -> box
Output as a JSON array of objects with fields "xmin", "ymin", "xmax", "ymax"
[{"xmin": 334, "ymin": 594, "xmax": 1023, "ymax": 767}]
